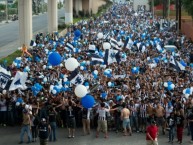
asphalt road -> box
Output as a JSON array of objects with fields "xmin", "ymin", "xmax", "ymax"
[
  {"xmin": 0, "ymin": 126, "xmax": 192, "ymax": 145},
  {"xmin": 0, "ymin": 9, "xmax": 65, "ymax": 58}
]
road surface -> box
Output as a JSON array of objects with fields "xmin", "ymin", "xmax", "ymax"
[
  {"xmin": 0, "ymin": 126, "xmax": 192, "ymax": 145},
  {"xmin": 0, "ymin": 9, "xmax": 65, "ymax": 58}
]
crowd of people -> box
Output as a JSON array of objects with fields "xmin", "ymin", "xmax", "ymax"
[{"xmin": 1, "ymin": 2, "xmax": 193, "ymax": 145}]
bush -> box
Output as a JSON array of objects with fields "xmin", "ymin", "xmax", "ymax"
[
  {"xmin": 8, "ymin": 8, "xmax": 17, "ymax": 15},
  {"xmin": 78, "ymin": 10, "xmax": 84, "ymax": 17},
  {"xmin": 85, "ymin": 10, "xmax": 90, "ymax": 17},
  {"xmin": 58, "ymin": 23, "xmax": 67, "ymax": 30}
]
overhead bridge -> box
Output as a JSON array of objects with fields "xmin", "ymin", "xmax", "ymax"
[{"xmin": 18, "ymin": 0, "xmax": 106, "ymax": 47}]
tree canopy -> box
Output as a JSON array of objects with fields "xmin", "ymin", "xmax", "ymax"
[{"xmin": 182, "ymin": 0, "xmax": 193, "ymax": 18}]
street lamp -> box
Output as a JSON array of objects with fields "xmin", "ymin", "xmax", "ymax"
[
  {"xmin": 152, "ymin": 0, "xmax": 154, "ymax": 20},
  {"xmin": 178, "ymin": 0, "xmax": 181, "ymax": 30},
  {"xmin": 5, "ymin": 0, "xmax": 8, "ymax": 23},
  {"xmin": 168, "ymin": 0, "xmax": 170, "ymax": 19},
  {"xmin": 175, "ymin": 0, "xmax": 179, "ymax": 31}
]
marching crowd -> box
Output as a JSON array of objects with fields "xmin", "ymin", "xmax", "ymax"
[{"xmin": 1, "ymin": 2, "xmax": 193, "ymax": 145}]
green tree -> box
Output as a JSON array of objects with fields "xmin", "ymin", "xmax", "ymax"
[
  {"xmin": 0, "ymin": 4, "xmax": 6, "ymax": 11},
  {"xmin": 11, "ymin": 0, "xmax": 18, "ymax": 8},
  {"xmin": 182, "ymin": 0, "xmax": 193, "ymax": 18}
]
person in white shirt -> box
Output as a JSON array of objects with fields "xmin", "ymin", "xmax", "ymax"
[{"xmin": 96, "ymin": 102, "xmax": 110, "ymax": 138}]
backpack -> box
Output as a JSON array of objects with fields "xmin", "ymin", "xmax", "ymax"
[{"xmin": 33, "ymin": 115, "xmax": 40, "ymax": 126}]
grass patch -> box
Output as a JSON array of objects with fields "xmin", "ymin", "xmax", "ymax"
[
  {"xmin": 0, "ymin": 50, "xmax": 22, "ymax": 65},
  {"xmin": 1, "ymin": 1, "xmax": 113, "ymax": 66},
  {"xmin": 73, "ymin": 17, "xmax": 86, "ymax": 24},
  {"xmin": 60, "ymin": 17, "xmax": 88, "ymax": 24}
]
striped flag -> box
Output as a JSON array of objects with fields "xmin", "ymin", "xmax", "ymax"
[
  {"xmin": 110, "ymin": 38, "xmax": 121, "ymax": 50},
  {"xmin": 89, "ymin": 44, "xmax": 96, "ymax": 53},
  {"xmin": 65, "ymin": 42, "xmax": 74, "ymax": 52},
  {"xmin": 104, "ymin": 49, "xmax": 121, "ymax": 65},
  {"xmin": 91, "ymin": 54, "xmax": 104, "ymax": 65},
  {"xmin": 103, "ymin": 32, "xmax": 110, "ymax": 40}
]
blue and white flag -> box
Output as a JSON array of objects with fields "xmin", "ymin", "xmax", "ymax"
[
  {"xmin": 103, "ymin": 32, "xmax": 110, "ymax": 40},
  {"xmin": 9, "ymin": 71, "xmax": 28, "ymax": 91},
  {"xmin": 110, "ymin": 38, "xmax": 121, "ymax": 50},
  {"xmin": 89, "ymin": 44, "xmax": 96, "ymax": 53},
  {"xmin": 169, "ymin": 56, "xmax": 185, "ymax": 72},
  {"xmin": 126, "ymin": 38, "xmax": 133, "ymax": 49},
  {"xmin": 65, "ymin": 42, "xmax": 74, "ymax": 52},
  {"xmin": 91, "ymin": 54, "xmax": 104, "ymax": 65},
  {"xmin": 70, "ymin": 74, "xmax": 85, "ymax": 85},
  {"xmin": 104, "ymin": 49, "xmax": 121, "ymax": 65},
  {"xmin": 123, "ymin": 37, "xmax": 129, "ymax": 48},
  {"xmin": 0, "ymin": 66, "xmax": 11, "ymax": 91},
  {"xmin": 30, "ymin": 40, "xmax": 37, "ymax": 47}
]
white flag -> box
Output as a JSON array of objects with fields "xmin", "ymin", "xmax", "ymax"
[
  {"xmin": 9, "ymin": 71, "xmax": 28, "ymax": 91},
  {"xmin": 70, "ymin": 74, "xmax": 85, "ymax": 86}
]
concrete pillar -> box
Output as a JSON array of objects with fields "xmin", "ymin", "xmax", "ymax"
[
  {"xmin": 65, "ymin": 0, "xmax": 73, "ymax": 24},
  {"xmin": 18, "ymin": 0, "xmax": 32, "ymax": 47},
  {"xmin": 73, "ymin": 0, "xmax": 76, "ymax": 12},
  {"xmin": 89, "ymin": 0, "xmax": 93, "ymax": 14},
  {"xmin": 82, "ymin": 0, "xmax": 89, "ymax": 13},
  {"xmin": 47, "ymin": 0, "xmax": 58, "ymax": 33},
  {"xmin": 75, "ymin": 0, "xmax": 82, "ymax": 15},
  {"xmin": 78, "ymin": 0, "xmax": 83, "ymax": 12}
]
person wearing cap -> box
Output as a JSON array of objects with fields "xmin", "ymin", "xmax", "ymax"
[
  {"xmin": 146, "ymin": 120, "xmax": 159, "ymax": 145},
  {"xmin": 38, "ymin": 118, "xmax": 51, "ymax": 145}
]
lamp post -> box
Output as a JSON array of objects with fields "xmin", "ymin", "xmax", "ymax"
[
  {"xmin": 175, "ymin": 0, "xmax": 179, "ymax": 32},
  {"xmin": 178, "ymin": 0, "xmax": 181, "ymax": 31},
  {"xmin": 152, "ymin": 0, "xmax": 154, "ymax": 20},
  {"xmin": 5, "ymin": 0, "xmax": 8, "ymax": 23},
  {"xmin": 168, "ymin": 0, "xmax": 170, "ymax": 19}
]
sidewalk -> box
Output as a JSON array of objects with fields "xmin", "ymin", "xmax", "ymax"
[
  {"xmin": 0, "ymin": 20, "xmax": 13, "ymax": 26},
  {"xmin": 0, "ymin": 12, "xmax": 48, "ymax": 27},
  {"xmin": 0, "ymin": 126, "xmax": 192, "ymax": 145}
]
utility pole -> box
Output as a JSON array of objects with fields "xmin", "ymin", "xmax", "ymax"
[
  {"xmin": 163, "ymin": 0, "xmax": 167, "ymax": 19},
  {"xmin": 152, "ymin": 0, "xmax": 154, "ymax": 20},
  {"xmin": 178, "ymin": 0, "xmax": 182, "ymax": 31},
  {"xmin": 168, "ymin": 0, "xmax": 170, "ymax": 19},
  {"xmin": 175, "ymin": 0, "xmax": 179, "ymax": 32},
  {"xmin": 5, "ymin": 0, "xmax": 8, "ymax": 23},
  {"xmin": 42, "ymin": 0, "xmax": 44, "ymax": 13}
]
